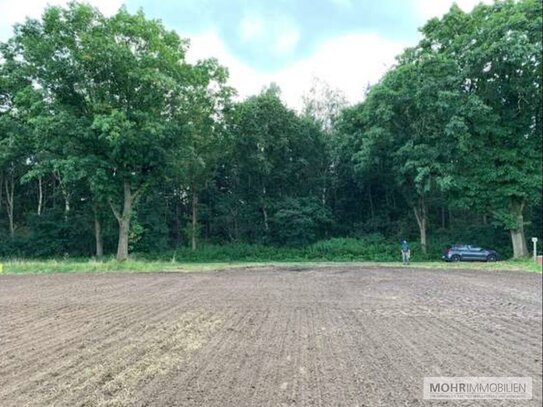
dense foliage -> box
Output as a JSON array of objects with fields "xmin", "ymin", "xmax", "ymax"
[{"xmin": 1, "ymin": 1, "xmax": 541, "ymax": 260}]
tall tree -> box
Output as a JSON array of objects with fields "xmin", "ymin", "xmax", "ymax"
[
  {"xmin": 302, "ymin": 77, "xmax": 348, "ymax": 134},
  {"xmin": 0, "ymin": 50, "xmax": 37, "ymax": 238},
  {"xmin": 302, "ymin": 77, "xmax": 348, "ymax": 207},
  {"xmin": 419, "ymin": 0, "xmax": 542, "ymax": 257},
  {"xmin": 223, "ymin": 85, "xmax": 328, "ymax": 242},
  {"xmin": 172, "ymin": 58, "xmax": 232, "ymax": 251},
  {"xmin": 352, "ymin": 53, "xmax": 465, "ymax": 253},
  {"xmin": 4, "ymin": 3, "xmax": 203, "ymax": 260}
]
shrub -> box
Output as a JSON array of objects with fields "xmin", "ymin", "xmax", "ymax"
[{"xmin": 269, "ymin": 197, "xmax": 334, "ymax": 246}]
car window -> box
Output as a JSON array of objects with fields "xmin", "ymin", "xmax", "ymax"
[{"xmin": 469, "ymin": 246, "xmax": 482, "ymax": 251}]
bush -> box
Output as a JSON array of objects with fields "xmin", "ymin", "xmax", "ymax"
[
  {"xmin": 0, "ymin": 210, "xmax": 94, "ymax": 258},
  {"xmin": 138, "ymin": 236, "xmax": 405, "ymax": 262},
  {"xmin": 269, "ymin": 197, "xmax": 334, "ymax": 246},
  {"xmin": 307, "ymin": 236, "xmax": 396, "ymax": 261}
]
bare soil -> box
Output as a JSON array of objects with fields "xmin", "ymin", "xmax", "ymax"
[{"xmin": 0, "ymin": 266, "xmax": 541, "ymax": 406}]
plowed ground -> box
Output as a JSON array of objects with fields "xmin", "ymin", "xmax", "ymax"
[{"xmin": 1, "ymin": 266, "xmax": 541, "ymax": 406}]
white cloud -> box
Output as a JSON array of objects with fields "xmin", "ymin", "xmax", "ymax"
[
  {"xmin": 187, "ymin": 31, "xmax": 408, "ymax": 111},
  {"xmin": 187, "ymin": 31, "xmax": 269, "ymax": 101},
  {"xmin": 0, "ymin": 0, "xmax": 122, "ymax": 41},
  {"xmin": 273, "ymin": 24, "xmax": 300, "ymax": 56},
  {"xmin": 239, "ymin": 15, "xmax": 265, "ymax": 42},
  {"xmin": 274, "ymin": 33, "xmax": 408, "ymax": 110},
  {"xmin": 239, "ymin": 14, "xmax": 300, "ymax": 56},
  {"xmin": 1, "ymin": 0, "xmax": 493, "ymax": 112}
]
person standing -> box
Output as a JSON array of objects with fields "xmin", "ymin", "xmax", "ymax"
[{"xmin": 401, "ymin": 240, "xmax": 410, "ymax": 265}]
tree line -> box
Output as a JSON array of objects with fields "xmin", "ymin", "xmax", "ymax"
[{"xmin": 1, "ymin": 0, "xmax": 541, "ymax": 261}]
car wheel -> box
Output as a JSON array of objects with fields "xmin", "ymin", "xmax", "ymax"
[
  {"xmin": 451, "ymin": 255, "xmax": 461, "ymax": 262},
  {"xmin": 487, "ymin": 254, "xmax": 497, "ymax": 262}
]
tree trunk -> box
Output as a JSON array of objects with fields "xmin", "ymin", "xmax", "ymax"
[
  {"xmin": 419, "ymin": 220, "xmax": 427, "ymax": 254},
  {"xmin": 64, "ymin": 196, "xmax": 70, "ymax": 221},
  {"xmin": 262, "ymin": 186, "xmax": 269, "ymax": 232},
  {"xmin": 509, "ymin": 200, "xmax": 528, "ymax": 258},
  {"xmin": 54, "ymin": 170, "xmax": 70, "ymax": 221},
  {"xmin": 110, "ymin": 180, "xmax": 137, "ymax": 261},
  {"xmin": 191, "ymin": 190, "xmax": 198, "ymax": 251},
  {"xmin": 0, "ymin": 172, "xmax": 3, "ymax": 211},
  {"xmin": 52, "ymin": 177, "xmax": 56, "ymax": 210},
  {"xmin": 94, "ymin": 208, "xmax": 104, "ymax": 258},
  {"xmin": 175, "ymin": 198, "xmax": 181, "ymax": 245},
  {"xmin": 510, "ymin": 229, "xmax": 528, "ymax": 258},
  {"xmin": 4, "ymin": 172, "xmax": 15, "ymax": 238},
  {"xmin": 368, "ymin": 184, "xmax": 375, "ymax": 223},
  {"xmin": 262, "ymin": 204, "xmax": 269, "ymax": 232},
  {"xmin": 413, "ymin": 195, "xmax": 428, "ymax": 254},
  {"xmin": 233, "ymin": 209, "xmax": 239, "ymax": 241},
  {"xmin": 117, "ymin": 217, "xmax": 130, "ymax": 261},
  {"xmin": 37, "ymin": 176, "xmax": 43, "ymax": 215},
  {"xmin": 321, "ymin": 164, "xmax": 329, "ymax": 206}
]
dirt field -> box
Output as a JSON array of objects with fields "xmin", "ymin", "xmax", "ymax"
[{"xmin": 1, "ymin": 266, "xmax": 541, "ymax": 406}]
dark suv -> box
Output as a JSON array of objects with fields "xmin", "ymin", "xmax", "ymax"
[{"xmin": 442, "ymin": 245, "xmax": 499, "ymax": 262}]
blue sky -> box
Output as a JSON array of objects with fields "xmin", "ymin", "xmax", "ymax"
[
  {"xmin": 125, "ymin": 0, "xmax": 423, "ymax": 71},
  {"xmin": 0, "ymin": 0, "xmax": 490, "ymax": 109}
]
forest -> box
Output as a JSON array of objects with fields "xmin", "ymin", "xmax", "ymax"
[{"xmin": 0, "ymin": 0, "xmax": 541, "ymax": 261}]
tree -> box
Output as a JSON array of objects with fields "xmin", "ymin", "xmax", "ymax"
[
  {"xmin": 0, "ymin": 51, "xmax": 37, "ymax": 238},
  {"xmin": 334, "ymin": 103, "xmax": 404, "ymax": 236},
  {"xmin": 0, "ymin": 0, "xmax": 539, "ymax": 260},
  {"xmin": 221, "ymin": 85, "xmax": 328, "ymax": 242},
  {"xmin": 302, "ymin": 77, "xmax": 349, "ymax": 207},
  {"xmin": 352, "ymin": 53, "xmax": 465, "ymax": 253},
  {"xmin": 419, "ymin": 0, "xmax": 542, "ymax": 257},
  {"xmin": 270, "ymin": 197, "xmax": 333, "ymax": 246},
  {"xmin": 4, "ymin": 3, "xmax": 202, "ymax": 260},
  {"xmin": 172, "ymin": 58, "xmax": 232, "ymax": 251},
  {"xmin": 0, "ymin": 116, "xmax": 28, "ymax": 238},
  {"xmin": 302, "ymin": 77, "xmax": 348, "ymax": 134}
]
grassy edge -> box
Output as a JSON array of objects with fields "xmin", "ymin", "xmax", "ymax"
[{"xmin": 0, "ymin": 258, "xmax": 541, "ymax": 275}]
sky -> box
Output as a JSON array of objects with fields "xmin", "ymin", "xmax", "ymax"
[{"xmin": 0, "ymin": 0, "xmax": 492, "ymax": 110}]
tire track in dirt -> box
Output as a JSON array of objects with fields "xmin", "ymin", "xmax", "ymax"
[
  {"xmin": 431, "ymin": 316, "xmax": 538, "ymax": 376},
  {"xmin": 1, "ymin": 305, "xmax": 161, "ymax": 402},
  {"xmin": 0, "ymin": 275, "xmax": 171, "ymax": 341},
  {"xmin": 0, "ymin": 302, "xmax": 162, "ymax": 378},
  {"xmin": 0, "ymin": 303, "xmax": 149, "ymax": 365},
  {"xmin": 1, "ymin": 266, "xmax": 541, "ymax": 406},
  {"xmin": 53, "ymin": 312, "xmax": 223, "ymax": 407},
  {"xmin": 2, "ymin": 308, "xmax": 220, "ymax": 406},
  {"xmin": 0, "ymin": 274, "xmax": 208, "ymax": 365},
  {"xmin": 141, "ymin": 309, "xmax": 255, "ymax": 406},
  {"xmin": 0, "ymin": 275, "xmax": 219, "ymax": 405}
]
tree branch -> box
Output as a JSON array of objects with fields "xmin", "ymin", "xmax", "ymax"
[
  {"xmin": 108, "ymin": 199, "xmax": 122, "ymax": 223},
  {"xmin": 132, "ymin": 184, "xmax": 145, "ymax": 204}
]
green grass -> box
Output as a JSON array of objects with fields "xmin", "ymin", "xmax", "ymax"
[
  {"xmin": 1, "ymin": 257, "xmax": 540, "ymax": 275},
  {"xmin": 0, "ymin": 259, "xmax": 263, "ymax": 274},
  {"xmin": 0, "ymin": 259, "xmax": 177, "ymax": 274},
  {"xmin": 395, "ymin": 258, "xmax": 542, "ymax": 273}
]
